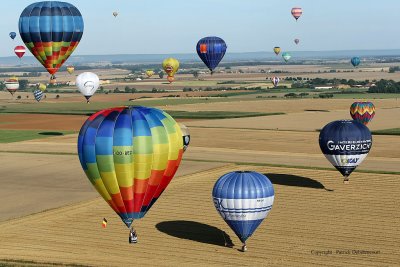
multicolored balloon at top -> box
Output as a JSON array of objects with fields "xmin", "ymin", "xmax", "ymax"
[
  {"xmin": 78, "ymin": 106, "xmax": 184, "ymax": 229},
  {"xmin": 18, "ymin": 1, "xmax": 84, "ymax": 76},
  {"xmin": 319, "ymin": 120, "xmax": 372, "ymax": 184},
  {"xmin": 196, "ymin": 36, "xmax": 227, "ymax": 73},
  {"xmin": 350, "ymin": 102, "xmax": 375, "ymax": 125},
  {"xmin": 212, "ymin": 171, "xmax": 274, "ymax": 252},
  {"xmin": 291, "ymin": 7, "xmax": 303, "ymax": 21},
  {"xmin": 9, "ymin": 32, "xmax": 16, "ymax": 40},
  {"xmin": 351, "ymin": 57, "xmax": 360, "ymax": 67}
]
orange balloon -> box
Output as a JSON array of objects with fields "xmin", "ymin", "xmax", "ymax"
[{"xmin": 167, "ymin": 76, "xmax": 175, "ymax": 83}]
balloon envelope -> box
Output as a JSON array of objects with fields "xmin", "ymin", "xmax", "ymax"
[
  {"xmin": 212, "ymin": 171, "xmax": 274, "ymax": 243},
  {"xmin": 33, "ymin": 89, "xmax": 44, "ymax": 102},
  {"xmin": 76, "ymin": 72, "xmax": 99, "ymax": 102},
  {"xmin": 113, "ymin": 11, "xmax": 118, "ymax": 17},
  {"xmin": 196, "ymin": 36, "xmax": 227, "ymax": 72},
  {"xmin": 145, "ymin": 70, "xmax": 154, "ymax": 78},
  {"xmin": 351, "ymin": 57, "xmax": 360, "ymax": 67},
  {"xmin": 38, "ymin": 83, "xmax": 47, "ymax": 91},
  {"xmin": 167, "ymin": 76, "xmax": 175, "ymax": 83},
  {"xmin": 179, "ymin": 123, "xmax": 190, "ymax": 152},
  {"xmin": 67, "ymin": 66, "xmax": 75, "ymax": 74},
  {"xmin": 14, "ymin": 46, "xmax": 25, "ymax": 58},
  {"xmin": 19, "ymin": 1, "xmax": 84, "ymax": 75},
  {"xmin": 273, "ymin": 47, "xmax": 281, "ymax": 55},
  {"xmin": 78, "ymin": 106, "xmax": 183, "ymax": 227},
  {"xmin": 9, "ymin": 32, "xmax": 16, "ymax": 40},
  {"xmin": 294, "ymin": 38, "xmax": 300, "ymax": 45},
  {"xmin": 319, "ymin": 120, "xmax": 372, "ymax": 179},
  {"xmin": 350, "ymin": 102, "xmax": 375, "ymax": 125},
  {"xmin": 4, "ymin": 77, "xmax": 19, "ymax": 95},
  {"xmin": 162, "ymin": 58, "xmax": 179, "ymax": 77},
  {"xmin": 271, "ymin": 77, "xmax": 280, "ymax": 87},
  {"xmin": 291, "ymin": 7, "xmax": 303, "ymax": 20},
  {"xmin": 282, "ymin": 52, "xmax": 291, "ymax": 62}
]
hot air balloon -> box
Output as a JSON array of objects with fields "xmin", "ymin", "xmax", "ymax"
[
  {"xmin": 67, "ymin": 66, "xmax": 75, "ymax": 74},
  {"xmin": 273, "ymin": 47, "xmax": 281, "ymax": 56},
  {"xmin": 167, "ymin": 76, "xmax": 175, "ymax": 84},
  {"xmin": 19, "ymin": 1, "xmax": 84, "ymax": 78},
  {"xmin": 38, "ymin": 83, "xmax": 47, "ymax": 91},
  {"xmin": 294, "ymin": 39, "xmax": 300, "ymax": 45},
  {"xmin": 78, "ymin": 106, "xmax": 183, "ymax": 242},
  {"xmin": 76, "ymin": 72, "xmax": 99, "ymax": 103},
  {"xmin": 196, "ymin": 36, "xmax": 227, "ymax": 74},
  {"xmin": 33, "ymin": 89, "xmax": 44, "ymax": 102},
  {"xmin": 319, "ymin": 120, "xmax": 372, "ymax": 184},
  {"xmin": 145, "ymin": 70, "xmax": 154, "ymax": 78},
  {"xmin": 162, "ymin": 58, "xmax": 179, "ymax": 77},
  {"xmin": 350, "ymin": 102, "xmax": 375, "ymax": 126},
  {"xmin": 282, "ymin": 52, "xmax": 291, "ymax": 62},
  {"xmin": 212, "ymin": 171, "xmax": 274, "ymax": 252},
  {"xmin": 4, "ymin": 77, "xmax": 19, "ymax": 96},
  {"xmin": 179, "ymin": 123, "xmax": 190, "ymax": 152},
  {"xmin": 14, "ymin": 46, "xmax": 25, "ymax": 59},
  {"xmin": 271, "ymin": 77, "xmax": 280, "ymax": 88},
  {"xmin": 9, "ymin": 32, "xmax": 16, "ymax": 40},
  {"xmin": 291, "ymin": 7, "xmax": 303, "ymax": 21},
  {"xmin": 351, "ymin": 57, "xmax": 360, "ymax": 67},
  {"xmin": 113, "ymin": 11, "xmax": 118, "ymax": 17}
]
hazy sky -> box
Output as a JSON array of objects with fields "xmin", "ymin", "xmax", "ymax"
[{"xmin": 1, "ymin": 0, "xmax": 399, "ymax": 56}]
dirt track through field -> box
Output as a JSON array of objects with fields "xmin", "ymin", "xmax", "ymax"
[{"xmin": 0, "ymin": 165, "xmax": 398, "ymax": 266}]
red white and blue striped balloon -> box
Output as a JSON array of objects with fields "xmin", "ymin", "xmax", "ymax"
[
  {"xmin": 271, "ymin": 76, "xmax": 280, "ymax": 87},
  {"xmin": 212, "ymin": 171, "xmax": 274, "ymax": 250}
]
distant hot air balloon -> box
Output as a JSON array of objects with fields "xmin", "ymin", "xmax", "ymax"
[
  {"xmin": 273, "ymin": 47, "xmax": 281, "ymax": 56},
  {"xmin": 76, "ymin": 72, "xmax": 99, "ymax": 103},
  {"xmin": 4, "ymin": 77, "xmax": 19, "ymax": 96},
  {"xmin": 319, "ymin": 120, "xmax": 372, "ymax": 184},
  {"xmin": 9, "ymin": 32, "xmax": 16, "ymax": 40},
  {"xmin": 282, "ymin": 52, "xmax": 291, "ymax": 62},
  {"xmin": 179, "ymin": 123, "xmax": 190, "ymax": 152},
  {"xmin": 78, "ymin": 106, "xmax": 183, "ymax": 242},
  {"xmin": 145, "ymin": 70, "xmax": 155, "ymax": 78},
  {"xmin": 351, "ymin": 57, "xmax": 360, "ymax": 67},
  {"xmin": 196, "ymin": 36, "xmax": 227, "ymax": 74},
  {"xmin": 162, "ymin": 58, "xmax": 179, "ymax": 78},
  {"xmin": 33, "ymin": 89, "xmax": 44, "ymax": 102},
  {"xmin": 294, "ymin": 39, "xmax": 300, "ymax": 45},
  {"xmin": 271, "ymin": 77, "xmax": 280, "ymax": 88},
  {"xmin": 14, "ymin": 46, "xmax": 25, "ymax": 59},
  {"xmin": 213, "ymin": 171, "xmax": 274, "ymax": 252},
  {"xmin": 38, "ymin": 83, "xmax": 47, "ymax": 92},
  {"xmin": 113, "ymin": 11, "xmax": 118, "ymax": 17},
  {"xmin": 19, "ymin": 1, "xmax": 84, "ymax": 77},
  {"xmin": 350, "ymin": 102, "xmax": 375, "ymax": 126},
  {"xmin": 291, "ymin": 7, "xmax": 303, "ymax": 21},
  {"xmin": 67, "ymin": 66, "xmax": 75, "ymax": 75}
]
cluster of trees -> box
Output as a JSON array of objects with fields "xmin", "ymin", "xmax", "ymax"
[
  {"xmin": 368, "ymin": 80, "xmax": 400, "ymax": 93},
  {"xmin": 388, "ymin": 66, "xmax": 400, "ymax": 73},
  {"xmin": 284, "ymin": 92, "xmax": 309, "ymax": 98}
]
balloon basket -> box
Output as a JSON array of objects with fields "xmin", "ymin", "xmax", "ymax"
[
  {"xmin": 241, "ymin": 244, "xmax": 247, "ymax": 252},
  {"xmin": 343, "ymin": 177, "xmax": 350, "ymax": 185}
]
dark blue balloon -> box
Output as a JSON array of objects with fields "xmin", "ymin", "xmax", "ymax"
[
  {"xmin": 351, "ymin": 57, "xmax": 360, "ymax": 67},
  {"xmin": 212, "ymin": 171, "xmax": 274, "ymax": 245},
  {"xmin": 196, "ymin": 36, "xmax": 227, "ymax": 73},
  {"xmin": 9, "ymin": 32, "xmax": 16, "ymax": 40},
  {"xmin": 319, "ymin": 120, "xmax": 372, "ymax": 178}
]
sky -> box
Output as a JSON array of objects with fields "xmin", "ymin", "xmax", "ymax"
[{"xmin": 1, "ymin": 0, "xmax": 399, "ymax": 56}]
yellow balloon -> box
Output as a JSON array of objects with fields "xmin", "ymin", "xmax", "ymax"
[
  {"xmin": 162, "ymin": 58, "xmax": 179, "ymax": 77},
  {"xmin": 67, "ymin": 66, "xmax": 74, "ymax": 74},
  {"xmin": 273, "ymin": 47, "xmax": 281, "ymax": 55},
  {"xmin": 38, "ymin": 83, "xmax": 47, "ymax": 91},
  {"xmin": 145, "ymin": 70, "xmax": 154, "ymax": 78}
]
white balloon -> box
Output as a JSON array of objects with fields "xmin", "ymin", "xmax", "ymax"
[{"xmin": 76, "ymin": 72, "xmax": 99, "ymax": 102}]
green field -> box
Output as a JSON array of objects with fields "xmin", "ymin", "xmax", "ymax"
[
  {"xmin": 0, "ymin": 130, "xmax": 75, "ymax": 143},
  {"xmin": 372, "ymin": 128, "xmax": 400, "ymax": 136}
]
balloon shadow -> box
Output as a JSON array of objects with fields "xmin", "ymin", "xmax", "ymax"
[
  {"xmin": 264, "ymin": 173, "xmax": 333, "ymax": 191},
  {"xmin": 156, "ymin": 220, "xmax": 234, "ymax": 247},
  {"xmin": 304, "ymin": 109, "xmax": 329, "ymax": 112},
  {"xmin": 38, "ymin": 132, "xmax": 64, "ymax": 136}
]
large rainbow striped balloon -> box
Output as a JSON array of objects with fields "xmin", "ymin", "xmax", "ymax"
[
  {"xmin": 78, "ymin": 106, "xmax": 183, "ymax": 228},
  {"xmin": 350, "ymin": 101, "xmax": 375, "ymax": 125},
  {"xmin": 18, "ymin": 1, "xmax": 84, "ymax": 76}
]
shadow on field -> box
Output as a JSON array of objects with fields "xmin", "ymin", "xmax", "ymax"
[
  {"xmin": 156, "ymin": 220, "xmax": 234, "ymax": 247},
  {"xmin": 38, "ymin": 132, "xmax": 64, "ymax": 136},
  {"xmin": 304, "ymin": 109, "xmax": 330, "ymax": 112},
  {"xmin": 264, "ymin": 173, "xmax": 334, "ymax": 191}
]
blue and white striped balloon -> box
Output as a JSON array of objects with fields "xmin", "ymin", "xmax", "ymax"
[
  {"xmin": 212, "ymin": 171, "xmax": 274, "ymax": 251},
  {"xmin": 33, "ymin": 89, "xmax": 44, "ymax": 102}
]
